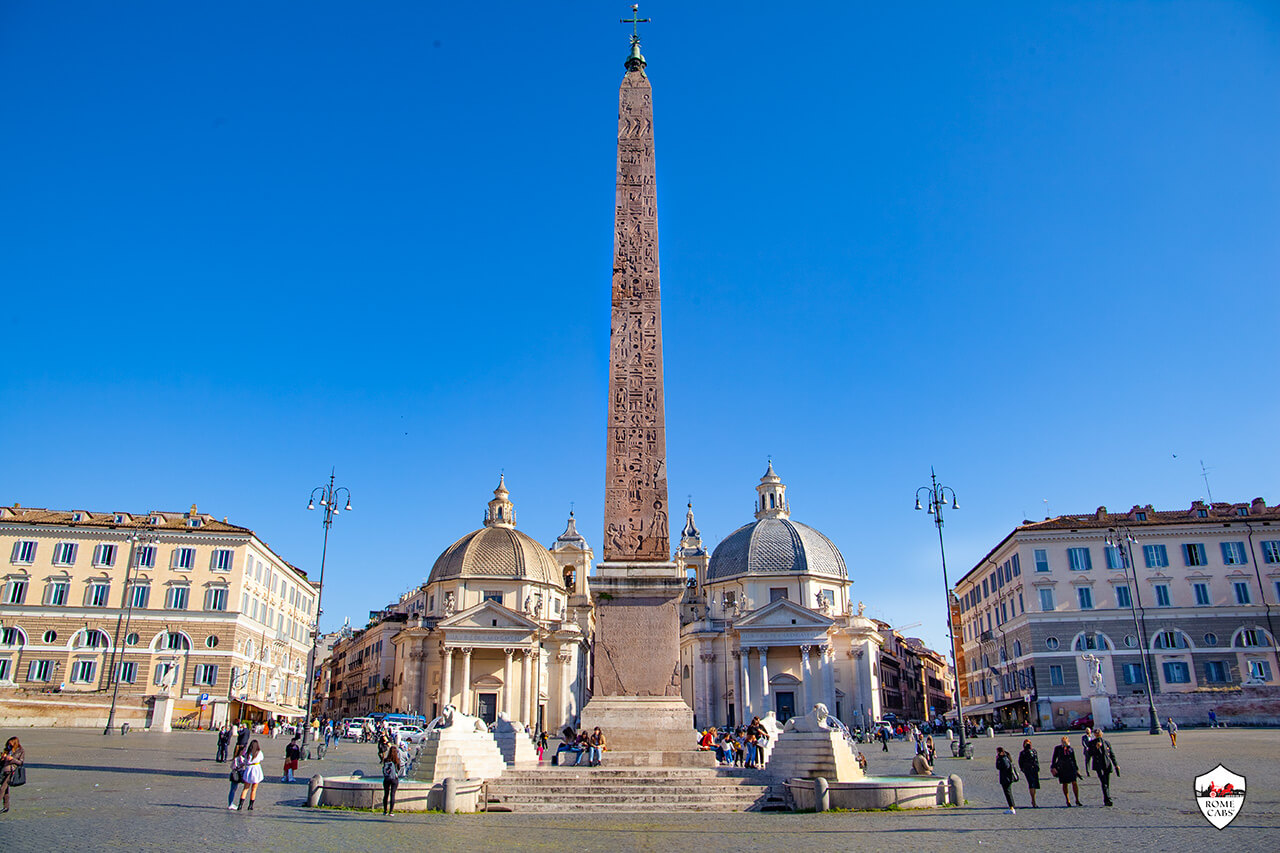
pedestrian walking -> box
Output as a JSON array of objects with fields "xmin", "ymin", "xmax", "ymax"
[
  {"xmin": 235, "ymin": 723, "xmax": 250, "ymax": 752},
  {"xmin": 1017, "ymin": 739, "xmax": 1041, "ymax": 808},
  {"xmin": 1086, "ymin": 731, "xmax": 1119, "ymax": 806},
  {"xmin": 1, "ymin": 737, "xmax": 26, "ymax": 814},
  {"xmin": 227, "ymin": 745, "xmax": 248, "ymax": 809},
  {"xmin": 1081, "ymin": 728, "xmax": 1092, "ymax": 777},
  {"xmin": 381, "ymin": 743, "xmax": 404, "ymax": 816},
  {"xmin": 1167, "ymin": 717, "xmax": 1178, "ymax": 748},
  {"xmin": 880, "ymin": 727, "xmax": 889, "ymax": 752},
  {"xmin": 1050, "ymin": 736, "xmax": 1083, "ymax": 807},
  {"xmin": 237, "ymin": 739, "xmax": 265, "ymax": 810},
  {"xmin": 996, "ymin": 746, "xmax": 1019, "ymax": 814},
  {"xmin": 216, "ymin": 724, "xmax": 231, "ymax": 763},
  {"xmin": 925, "ymin": 735, "xmax": 936, "ymax": 766},
  {"xmin": 283, "ymin": 736, "xmax": 302, "ymax": 782}
]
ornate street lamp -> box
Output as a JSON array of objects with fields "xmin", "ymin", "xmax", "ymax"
[
  {"xmin": 915, "ymin": 468, "xmax": 968, "ymax": 756},
  {"xmin": 301, "ymin": 471, "xmax": 352, "ymax": 751},
  {"xmin": 1105, "ymin": 527, "xmax": 1161, "ymax": 734},
  {"xmin": 104, "ymin": 529, "xmax": 158, "ymax": 735}
]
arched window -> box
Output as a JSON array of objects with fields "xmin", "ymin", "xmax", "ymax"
[
  {"xmin": 75, "ymin": 628, "xmax": 110, "ymax": 649},
  {"xmin": 1073, "ymin": 632, "xmax": 1112, "ymax": 651},
  {"xmin": 1233, "ymin": 627, "xmax": 1273, "ymax": 648},
  {"xmin": 158, "ymin": 631, "xmax": 190, "ymax": 651},
  {"xmin": 1153, "ymin": 630, "xmax": 1191, "ymax": 650},
  {"xmin": 1013, "ymin": 640, "xmax": 1022, "ymax": 657}
]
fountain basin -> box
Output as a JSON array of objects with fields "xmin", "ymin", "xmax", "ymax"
[
  {"xmin": 310, "ymin": 774, "xmax": 486, "ymax": 812},
  {"xmin": 785, "ymin": 775, "xmax": 954, "ymax": 810}
]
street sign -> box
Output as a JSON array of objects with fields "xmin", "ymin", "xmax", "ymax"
[{"xmin": 198, "ymin": 693, "xmax": 210, "ymax": 706}]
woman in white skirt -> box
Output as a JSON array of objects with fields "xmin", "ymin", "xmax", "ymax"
[{"xmin": 237, "ymin": 739, "xmax": 266, "ymax": 810}]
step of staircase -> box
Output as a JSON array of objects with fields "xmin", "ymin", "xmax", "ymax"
[{"xmin": 483, "ymin": 766, "xmax": 788, "ymax": 813}]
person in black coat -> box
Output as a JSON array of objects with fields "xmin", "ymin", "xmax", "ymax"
[
  {"xmin": 218, "ymin": 725, "xmax": 234, "ymax": 762},
  {"xmin": 1086, "ymin": 732, "xmax": 1120, "ymax": 806},
  {"xmin": 1050, "ymin": 735, "xmax": 1083, "ymax": 807},
  {"xmin": 1017, "ymin": 739, "xmax": 1041, "ymax": 807},
  {"xmin": 995, "ymin": 746, "xmax": 1018, "ymax": 813}
]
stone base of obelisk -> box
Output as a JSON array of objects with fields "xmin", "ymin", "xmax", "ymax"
[{"xmin": 581, "ymin": 561, "xmax": 703, "ymax": 760}]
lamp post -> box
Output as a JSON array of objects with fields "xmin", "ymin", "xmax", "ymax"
[
  {"xmin": 1105, "ymin": 527, "xmax": 1161, "ymax": 734},
  {"xmin": 301, "ymin": 471, "xmax": 352, "ymax": 751},
  {"xmin": 104, "ymin": 529, "xmax": 157, "ymax": 735},
  {"xmin": 915, "ymin": 468, "xmax": 967, "ymax": 756},
  {"xmin": 226, "ymin": 665, "xmax": 250, "ymax": 719}
]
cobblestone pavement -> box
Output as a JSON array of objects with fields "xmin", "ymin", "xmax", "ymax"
[{"xmin": 0, "ymin": 727, "xmax": 1277, "ymax": 852}]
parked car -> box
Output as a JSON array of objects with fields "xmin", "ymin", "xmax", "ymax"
[
  {"xmin": 396, "ymin": 725, "xmax": 427, "ymax": 745},
  {"xmin": 1069, "ymin": 713, "xmax": 1094, "ymax": 730},
  {"xmin": 346, "ymin": 719, "xmax": 367, "ymax": 740}
]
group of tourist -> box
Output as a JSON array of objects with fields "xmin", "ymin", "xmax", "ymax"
[
  {"xmin": 555, "ymin": 726, "xmax": 607, "ymax": 766},
  {"xmin": 996, "ymin": 729, "xmax": 1120, "ymax": 814},
  {"xmin": 701, "ymin": 717, "xmax": 770, "ymax": 768},
  {"xmin": 226, "ymin": 738, "xmax": 266, "ymax": 810}
]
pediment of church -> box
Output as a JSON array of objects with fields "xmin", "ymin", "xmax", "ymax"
[
  {"xmin": 735, "ymin": 597, "xmax": 835, "ymax": 631},
  {"xmin": 439, "ymin": 600, "xmax": 541, "ymax": 633}
]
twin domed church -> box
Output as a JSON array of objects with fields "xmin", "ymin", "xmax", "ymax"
[{"xmin": 346, "ymin": 465, "xmax": 885, "ymax": 734}]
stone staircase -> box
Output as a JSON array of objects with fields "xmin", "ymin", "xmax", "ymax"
[{"xmin": 482, "ymin": 766, "xmax": 787, "ymax": 813}]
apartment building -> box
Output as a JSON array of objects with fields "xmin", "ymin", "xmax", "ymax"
[
  {"xmin": 954, "ymin": 498, "xmax": 1280, "ymax": 729},
  {"xmin": 0, "ymin": 503, "xmax": 316, "ymax": 729}
]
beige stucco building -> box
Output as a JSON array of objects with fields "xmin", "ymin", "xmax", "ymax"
[
  {"xmin": 954, "ymin": 498, "xmax": 1280, "ymax": 729},
  {"xmin": 0, "ymin": 503, "xmax": 315, "ymax": 729}
]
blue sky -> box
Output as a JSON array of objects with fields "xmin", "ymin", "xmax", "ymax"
[{"xmin": 2, "ymin": 2, "xmax": 1277, "ymax": 654}]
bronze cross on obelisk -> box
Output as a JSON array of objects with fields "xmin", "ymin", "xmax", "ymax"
[{"xmin": 620, "ymin": 4, "xmax": 650, "ymax": 41}]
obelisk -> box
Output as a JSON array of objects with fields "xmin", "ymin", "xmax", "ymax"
[
  {"xmin": 604, "ymin": 19, "xmax": 669, "ymax": 563},
  {"xmin": 581, "ymin": 12, "xmax": 704, "ymax": 763}
]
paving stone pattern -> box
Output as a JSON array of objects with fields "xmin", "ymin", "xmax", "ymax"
[{"xmin": 0, "ymin": 728, "xmax": 1277, "ymax": 852}]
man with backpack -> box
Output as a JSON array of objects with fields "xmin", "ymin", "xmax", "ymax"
[{"xmin": 283, "ymin": 736, "xmax": 302, "ymax": 782}]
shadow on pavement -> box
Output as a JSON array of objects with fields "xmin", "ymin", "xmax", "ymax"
[{"xmin": 33, "ymin": 762, "xmax": 231, "ymax": 781}]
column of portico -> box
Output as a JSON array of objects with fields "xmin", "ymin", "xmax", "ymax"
[
  {"xmin": 440, "ymin": 645, "xmax": 454, "ymax": 710},
  {"xmin": 459, "ymin": 647, "xmax": 473, "ymax": 715},
  {"xmin": 821, "ymin": 644, "xmax": 837, "ymax": 712},
  {"xmin": 699, "ymin": 652, "xmax": 716, "ymax": 728},
  {"xmin": 758, "ymin": 647, "xmax": 771, "ymax": 718},
  {"xmin": 800, "ymin": 645, "xmax": 814, "ymax": 711},
  {"xmin": 557, "ymin": 651, "xmax": 573, "ymax": 728},
  {"xmin": 502, "ymin": 648, "xmax": 515, "ymax": 717},
  {"xmin": 738, "ymin": 648, "xmax": 752, "ymax": 722},
  {"xmin": 521, "ymin": 647, "xmax": 534, "ymax": 725}
]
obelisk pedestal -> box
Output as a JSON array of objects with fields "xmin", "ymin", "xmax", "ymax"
[{"xmin": 580, "ymin": 560, "xmax": 702, "ymax": 761}]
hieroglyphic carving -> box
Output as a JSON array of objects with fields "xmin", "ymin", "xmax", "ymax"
[{"xmin": 605, "ymin": 65, "xmax": 669, "ymax": 562}]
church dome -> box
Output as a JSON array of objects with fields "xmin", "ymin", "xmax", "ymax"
[
  {"xmin": 705, "ymin": 517, "xmax": 847, "ymax": 583},
  {"xmin": 705, "ymin": 464, "xmax": 847, "ymax": 583},
  {"xmin": 426, "ymin": 478, "xmax": 563, "ymax": 588}
]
